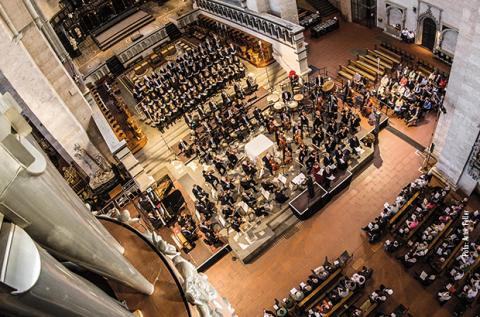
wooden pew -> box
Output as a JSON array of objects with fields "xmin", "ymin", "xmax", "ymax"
[
  {"xmin": 346, "ymin": 64, "xmax": 376, "ymax": 82},
  {"xmin": 359, "ymin": 298, "xmax": 379, "ymax": 316},
  {"xmin": 351, "ymin": 59, "xmax": 384, "ymax": 76},
  {"xmin": 367, "ymin": 49, "xmax": 398, "ymax": 66},
  {"xmin": 338, "ymin": 65, "xmax": 353, "ymax": 81},
  {"xmin": 298, "ymin": 269, "xmax": 343, "ymax": 310},
  {"xmin": 349, "ymin": 60, "xmax": 377, "ymax": 77},
  {"xmin": 418, "ymin": 65, "xmax": 432, "ymax": 77},
  {"xmin": 363, "ymin": 54, "xmax": 393, "ymax": 70},
  {"xmin": 373, "ymin": 49, "xmax": 401, "ymax": 64},
  {"xmin": 401, "ymin": 205, "xmax": 439, "ymax": 241},
  {"xmin": 377, "ymin": 46, "xmax": 402, "ymax": 62},
  {"xmin": 426, "ymin": 217, "xmax": 459, "ymax": 256},
  {"xmin": 340, "ymin": 65, "xmax": 356, "ymax": 76},
  {"xmin": 358, "ymin": 55, "xmax": 386, "ymax": 72},
  {"xmin": 431, "ymin": 239, "xmax": 464, "ymax": 273},
  {"xmin": 388, "ymin": 191, "xmax": 420, "ymax": 227},
  {"xmin": 322, "ymin": 290, "xmax": 355, "ymax": 317}
]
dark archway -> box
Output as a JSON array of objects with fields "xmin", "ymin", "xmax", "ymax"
[{"xmin": 421, "ymin": 17, "xmax": 437, "ymax": 50}]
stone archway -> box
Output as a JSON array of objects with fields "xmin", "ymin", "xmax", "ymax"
[
  {"xmin": 416, "ymin": 8, "xmax": 439, "ymax": 51},
  {"xmin": 421, "ymin": 17, "xmax": 436, "ymax": 50}
]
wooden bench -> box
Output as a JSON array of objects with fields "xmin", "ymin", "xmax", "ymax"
[
  {"xmin": 340, "ymin": 65, "xmax": 356, "ymax": 76},
  {"xmin": 377, "ymin": 46, "xmax": 402, "ymax": 62},
  {"xmin": 418, "ymin": 65, "xmax": 432, "ymax": 77},
  {"xmin": 367, "ymin": 49, "xmax": 397, "ymax": 66},
  {"xmin": 363, "ymin": 54, "xmax": 393, "ymax": 70},
  {"xmin": 346, "ymin": 64, "xmax": 376, "ymax": 82},
  {"xmin": 373, "ymin": 49, "xmax": 401, "ymax": 64},
  {"xmin": 322, "ymin": 291, "xmax": 355, "ymax": 317},
  {"xmin": 432, "ymin": 238, "xmax": 464, "ymax": 273},
  {"xmin": 388, "ymin": 191, "xmax": 420, "ymax": 226},
  {"xmin": 349, "ymin": 60, "xmax": 377, "ymax": 76},
  {"xmin": 351, "ymin": 60, "xmax": 384, "ymax": 76},
  {"xmin": 338, "ymin": 70, "xmax": 353, "ymax": 81},
  {"xmin": 358, "ymin": 55, "xmax": 387, "ymax": 72},
  {"xmin": 298, "ymin": 269, "xmax": 343, "ymax": 310},
  {"xmin": 426, "ymin": 218, "xmax": 458, "ymax": 255},
  {"xmin": 402, "ymin": 205, "xmax": 439, "ymax": 241},
  {"xmin": 360, "ymin": 298, "xmax": 379, "ymax": 316}
]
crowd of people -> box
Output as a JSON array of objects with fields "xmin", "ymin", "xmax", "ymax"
[
  {"xmin": 363, "ymin": 173, "xmax": 431, "ymax": 243},
  {"xmin": 305, "ymin": 267, "xmax": 373, "ymax": 317},
  {"xmin": 375, "ymin": 65, "xmax": 447, "ymax": 126},
  {"xmin": 400, "ymin": 28, "xmax": 415, "ymax": 43},
  {"xmin": 346, "ymin": 61, "xmax": 448, "ymax": 128},
  {"xmin": 398, "ymin": 199, "xmax": 463, "ymax": 267},
  {"xmin": 132, "ymin": 36, "xmax": 246, "ymax": 132},
  {"xmin": 437, "ymin": 241, "xmax": 480, "ymax": 307}
]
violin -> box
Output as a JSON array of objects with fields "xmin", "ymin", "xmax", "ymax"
[
  {"xmin": 270, "ymin": 157, "xmax": 280, "ymax": 172},
  {"xmin": 279, "ymin": 135, "xmax": 287, "ymax": 150},
  {"xmin": 283, "ymin": 149, "xmax": 293, "ymax": 165},
  {"xmin": 294, "ymin": 130, "xmax": 304, "ymax": 145}
]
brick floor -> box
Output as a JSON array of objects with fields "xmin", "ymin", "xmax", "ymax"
[{"xmin": 206, "ymin": 129, "xmax": 456, "ymax": 316}]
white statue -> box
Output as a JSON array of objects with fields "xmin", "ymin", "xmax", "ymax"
[{"xmin": 144, "ymin": 231, "xmax": 236, "ymax": 317}]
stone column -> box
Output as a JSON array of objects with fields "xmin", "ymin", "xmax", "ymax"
[
  {"xmin": 268, "ymin": 0, "xmax": 299, "ymax": 24},
  {"xmin": 432, "ymin": 0, "xmax": 480, "ymax": 195},
  {"xmin": 246, "ymin": 0, "xmax": 269, "ymax": 13},
  {"xmin": 338, "ymin": 0, "xmax": 352, "ymax": 22},
  {"xmin": 0, "ymin": 0, "xmax": 113, "ymax": 178}
]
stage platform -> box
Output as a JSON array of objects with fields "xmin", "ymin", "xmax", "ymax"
[
  {"xmin": 227, "ymin": 203, "xmax": 299, "ymax": 264},
  {"xmin": 289, "ymin": 183, "xmax": 328, "ymax": 219},
  {"xmin": 289, "ymin": 115, "xmax": 388, "ymax": 220},
  {"xmin": 93, "ymin": 9, "xmax": 154, "ymax": 50},
  {"xmin": 227, "ymin": 115, "xmax": 389, "ymax": 262}
]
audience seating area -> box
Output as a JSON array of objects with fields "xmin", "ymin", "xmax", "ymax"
[
  {"xmin": 363, "ymin": 173, "xmax": 480, "ymax": 316},
  {"xmin": 265, "ymin": 251, "xmax": 406, "ymax": 317},
  {"xmin": 338, "ymin": 47, "xmax": 399, "ymax": 83}
]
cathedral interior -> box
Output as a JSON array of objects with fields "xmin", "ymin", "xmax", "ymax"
[{"xmin": 1, "ymin": 0, "xmax": 480, "ymax": 316}]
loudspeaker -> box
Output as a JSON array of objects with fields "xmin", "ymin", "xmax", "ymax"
[{"xmin": 106, "ymin": 55, "xmax": 125, "ymax": 77}]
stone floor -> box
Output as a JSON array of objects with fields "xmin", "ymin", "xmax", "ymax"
[{"xmin": 206, "ymin": 128, "xmax": 455, "ymax": 317}]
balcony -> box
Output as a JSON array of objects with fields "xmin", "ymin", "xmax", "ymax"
[{"xmin": 195, "ymin": 0, "xmax": 304, "ymax": 48}]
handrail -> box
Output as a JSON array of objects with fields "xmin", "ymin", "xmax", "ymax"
[
  {"xmin": 196, "ymin": 0, "xmax": 304, "ymax": 48},
  {"xmin": 97, "ymin": 216, "xmax": 193, "ymax": 317}
]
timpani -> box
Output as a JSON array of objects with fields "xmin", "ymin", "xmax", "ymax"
[
  {"xmin": 267, "ymin": 92, "xmax": 280, "ymax": 105},
  {"xmin": 273, "ymin": 101, "xmax": 285, "ymax": 112},
  {"xmin": 293, "ymin": 94, "xmax": 304, "ymax": 104},
  {"xmin": 287, "ymin": 101, "xmax": 298, "ymax": 112}
]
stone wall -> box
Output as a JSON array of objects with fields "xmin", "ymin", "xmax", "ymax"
[
  {"xmin": 376, "ymin": 0, "xmax": 460, "ymax": 55},
  {"xmin": 432, "ymin": 0, "xmax": 480, "ymax": 194},
  {"xmin": 0, "ymin": 2, "xmax": 106, "ymax": 177}
]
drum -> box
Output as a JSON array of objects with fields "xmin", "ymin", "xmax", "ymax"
[
  {"xmin": 287, "ymin": 101, "xmax": 298, "ymax": 110},
  {"xmin": 293, "ymin": 94, "xmax": 304, "ymax": 103},
  {"xmin": 273, "ymin": 101, "xmax": 285, "ymax": 112},
  {"xmin": 267, "ymin": 93, "xmax": 280, "ymax": 104},
  {"xmin": 322, "ymin": 80, "xmax": 335, "ymax": 92}
]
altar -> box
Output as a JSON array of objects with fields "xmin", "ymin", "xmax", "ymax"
[{"xmin": 244, "ymin": 134, "xmax": 274, "ymax": 165}]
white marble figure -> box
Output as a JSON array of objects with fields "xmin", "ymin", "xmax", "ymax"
[{"xmin": 144, "ymin": 231, "xmax": 236, "ymax": 317}]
